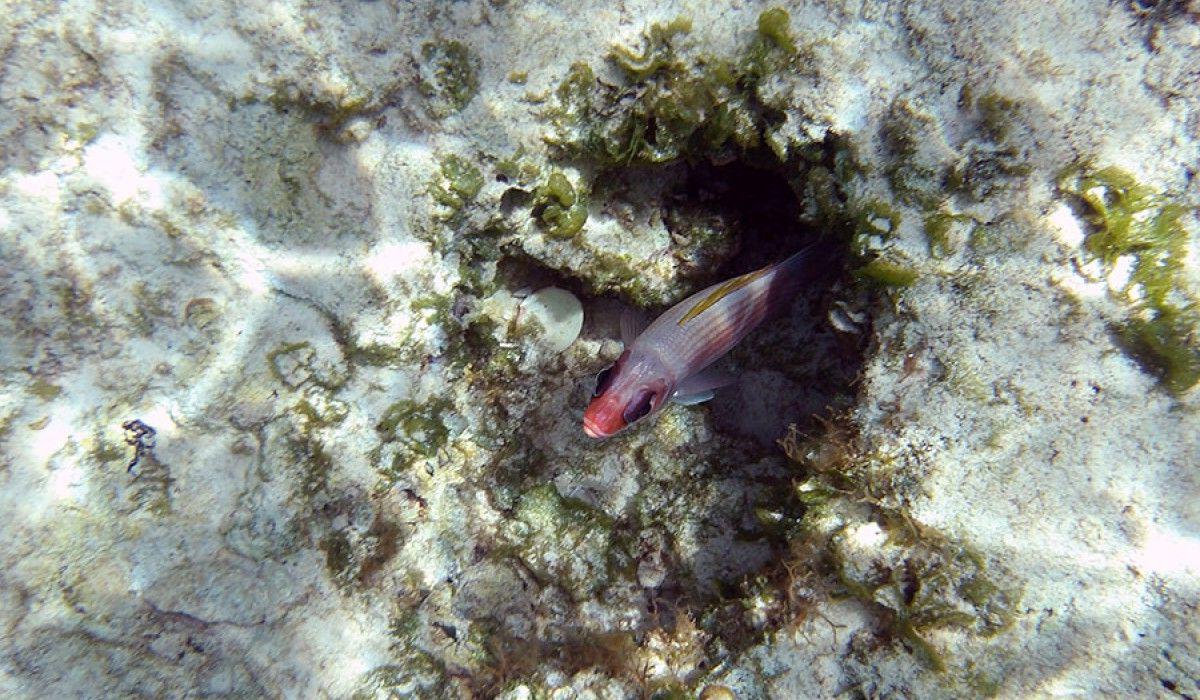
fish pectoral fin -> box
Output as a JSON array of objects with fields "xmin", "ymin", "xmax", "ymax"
[
  {"xmin": 620, "ymin": 307, "xmax": 648, "ymax": 346},
  {"xmin": 673, "ymin": 369, "xmax": 736, "ymax": 402},
  {"xmin": 672, "ymin": 389, "xmax": 716, "ymax": 405}
]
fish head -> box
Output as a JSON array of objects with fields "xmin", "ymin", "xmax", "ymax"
[{"xmin": 583, "ymin": 349, "xmax": 672, "ymax": 439}]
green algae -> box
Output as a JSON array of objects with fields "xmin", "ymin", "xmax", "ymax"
[
  {"xmin": 946, "ymin": 147, "xmax": 1031, "ymax": 202},
  {"xmin": 320, "ymin": 516, "xmax": 402, "ymax": 590},
  {"xmin": 89, "ymin": 435, "xmax": 126, "ymax": 465},
  {"xmin": 376, "ymin": 399, "xmax": 451, "ymax": 457},
  {"xmin": 974, "ymin": 92, "xmax": 1022, "ymax": 143},
  {"xmin": 943, "ymin": 354, "xmax": 992, "ymax": 403},
  {"xmin": 532, "ymin": 171, "xmax": 588, "ymax": 238},
  {"xmin": 883, "ymin": 91, "xmax": 1031, "ymax": 207},
  {"xmin": 880, "ymin": 99, "xmax": 945, "ymax": 209},
  {"xmin": 267, "ymin": 340, "xmax": 349, "ymax": 390},
  {"xmin": 776, "ymin": 423, "xmax": 1018, "ymax": 675},
  {"xmin": 662, "ymin": 200, "xmax": 741, "ymax": 277},
  {"xmin": 1059, "ymin": 166, "xmax": 1186, "ymax": 299},
  {"xmin": 850, "ymin": 200, "xmax": 901, "ymax": 253},
  {"xmin": 830, "ymin": 521, "xmax": 1017, "ymax": 673},
  {"xmin": 756, "ymin": 8, "xmax": 797, "ymax": 54},
  {"xmin": 418, "ymin": 39, "xmax": 480, "ymax": 117},
  {"xmin": 265, "ymin": 81, "xmax": 373, "ymax": 130},
  {"xmin": 608, "ymin": 17, "xmax": 693, "ymax": 80},
  {"xmin": 845, "ymin": 200, "xmax": 920, "ymax": 287},
  {"xmin": 374, "ymin": 398, "xmax": 453, "ymax": 484},
  {"xmin": 347, "ymin": 340, "xmax": 413, "ymax": 368},
  {"xmin": 267, "ymin": 341, "xmax": 316, "ymax": 388},
  {"xmin": 965, "ymin": 216, "xmax": 1028, "ymax": 257},
  {"xmin": 182, "ymin": 297, "xmax": 219, "ymax": 330},
  {"xmin": 126, "ymin": 281, "xmax": 174, "ymax": 337},
  {"xmin": 55, "ymin": 279, "xmax": 103, "ymax": 341},
  {"xmin": 545, "ymin": 10, "xmax": 800, "ymax": 166},
  {"xmin": 388, "ymin": 607, "xmax": 423, "ymax": 646},
  {"xmin": 550, "ymin": 62, "xmax": 595, "ymax": 128},
  {"xmin": 532, "ymin": 10, "xmax": 878, "ymax": 311},
  {"xmin": 881, "ymin": 99, "xmax": 932, "ymax": 160},
  {"xmin": 952, "ymin": 90, "xmax": 1031, "ymax": 201},
  {"xmin": 923, "ymin": 210, "xmax": 976, "ymax": 259},
  {"xmin": 1058, "ymin": 164, "xmax": 1199, "ymax": 393},
  {"xmin": 504, "ymin": 484, "xmax": 628, "ymax": 600},
  {"xmin": 350, "ymin": 655, "xmax": 449, "ymax": 699},
  {"xmin": 495, "ymin": 148, "xmax": 542, "ymax": 187},
  {"xmin": 1120, "ymin": 304, "xmax": 1200, "ymax": 394},
  {"xmin": 430, "ymin": 154, "xmax": 484, "ymax": 216},
  {"xmin": 319, "ymin": 530, "xmax": 355, "ymax": 586},
  {"xmin": 853, "ymin": 259, "xmax": 919, "ymax": 287},
  {"xmin": 128, "ymin": 454, "xmax": 175, "ymax": 516},
  {"xmin": 572, "ymin": 246, "xmax": 664, "ymax": 307},
  {"xmin": 286, "ymin": 433, "xmax": 335, "ymax": 498},
  {"xmin": 410, "ymin": 294, "xmax": 473, "ymax": 366},
  {"xmin": 293, "ymin": 387, "xmax": 349, "ymax": 429},
  {"xmin": 27, "ymin": 379, "xmax": 62, "ymax": 401}
]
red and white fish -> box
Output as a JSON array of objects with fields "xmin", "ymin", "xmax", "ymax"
[{"xmin": 583, "ymin": 245, "xmax": 828, "ymax": 439}]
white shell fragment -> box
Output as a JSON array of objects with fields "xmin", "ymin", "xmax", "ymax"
[
  {"xmin": 828, "ymin": 300, "xmax": 867, "ymax": 334},
  {"xmin": 520, "ymin": 287, "xmax": 583, "ymax": 353}
]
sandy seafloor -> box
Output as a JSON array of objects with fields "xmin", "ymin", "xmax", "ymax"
[{"xmin": 1, "ymin": 0, "xmax": 1199, "ymax": 697}]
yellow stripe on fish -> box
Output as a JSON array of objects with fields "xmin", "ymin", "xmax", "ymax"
[{"xmin": 678, "ymin": 267, "xmax": 770, "ymax": 326}]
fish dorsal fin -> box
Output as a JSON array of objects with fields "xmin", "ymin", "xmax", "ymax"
[
  {"xmin": 678, "ymin": 267, "xmax": 770, "ymax": 326},
  {"xmin": 620, "ymin": 307, "xmax": 647, "ymax": 346}
]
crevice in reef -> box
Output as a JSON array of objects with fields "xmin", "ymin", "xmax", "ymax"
[
  {"xmin": 675, "ymin": 159, "xmax": 811, "ymax": 275},
  {"xmin": 650, "ymin": 152, "xmax": 867, "ymax": 444},
  {"xmin": 448, "ymin": 9, "xmax": 883, "ymax": 686},
  {"xmin": 470, "ymin": 140, "xmax": 873, "ymax": 687}
]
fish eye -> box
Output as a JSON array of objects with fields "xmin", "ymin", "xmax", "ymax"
[
  {"xmin": 593, "ymin": 365, "xmax": 617, "ymax": 397},
  {"xmin": 622, "ymin": 390, "xmax": 656, "ymax": 424}
]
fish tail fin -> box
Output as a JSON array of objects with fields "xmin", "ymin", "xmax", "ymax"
[
  {"xmin": 763, "ymin": 239, "xmax": 842, "ymax": 317},
  {"xmin": 774, "ymin": 239, "xmax": 842, "ymax": 291},
  {"xmin": 776, "ymin": 238, "xmax": 842, "ymax": 278}
]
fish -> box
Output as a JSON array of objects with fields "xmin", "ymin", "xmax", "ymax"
[{"xmin": 583, "ymin": 244, "xmax": 831, "ymax": 439}]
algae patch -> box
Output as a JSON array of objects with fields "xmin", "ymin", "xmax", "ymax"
[
  {"xmin": 531, "ymin": 171, "xmax": 587, "ymax": 239},
  {"xmin": 374, "ymin": 398, "xmax": 454, "ymax": 485},
  {"xmin": 544, "ymin": 13, "xmax": 799, "ymax": 166},
  {"xmin": 768, "ymin": 422, "xmax": 1019, "ymax": 677},
  {"xmin": 530, "ymin": 9, "xmax": 871, "ymax": 305},
  {"xmin": 430, "ymin": 154, "xmax": 484, "ymax": 216},
  {"xmin": 418, "ymin": 39, "xmax": 480, "ymax": 117},
  {"xmin": 267, "ymin": 340, "xmax": 349, "ymax": 390},
  {"xmin": 503, "ymin": 484, "xmax": 630, "ymax": 600},
  {"xmin": 351, "ymin": 655, "xmax": 449, "ymax": 699},
  {"xmin": 848, "ymin": 200, "xmax": 919, "ymax": 288},
  {"xmin": 829, "ymin": 520, "xmax": 1016, "ymax": 673},
  {"xmin": 1058, "ymin": 165, "xmax": 1199, "ymax": 393}
]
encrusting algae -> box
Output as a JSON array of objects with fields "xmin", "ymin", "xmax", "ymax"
[{"xmin": 1059, "ymin": 164, "xmax": 1199, "ymax": 393}]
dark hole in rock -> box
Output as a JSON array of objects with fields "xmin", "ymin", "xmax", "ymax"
[
  {"xmin": 499, "ymin": 187, "xmax": 532, "ymax": 216},
  {"xmin": 677, "ymin": 160, "xmax": 811, "ymax": 274},
  {"xmin": 666, "ymin": 159, "xmax": 864, "ymax": 446},
  {"xmin": 477, "ymin": 148, "xmax": 870, "ymax": 676},
  {"xmin": 493, "ymin": 254, "xmax": 589, "ymax": 300}
]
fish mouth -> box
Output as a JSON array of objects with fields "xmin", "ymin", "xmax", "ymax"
[{"xmin": 582, "ymin": 417, "xmax": 608, "ymax": 439}]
